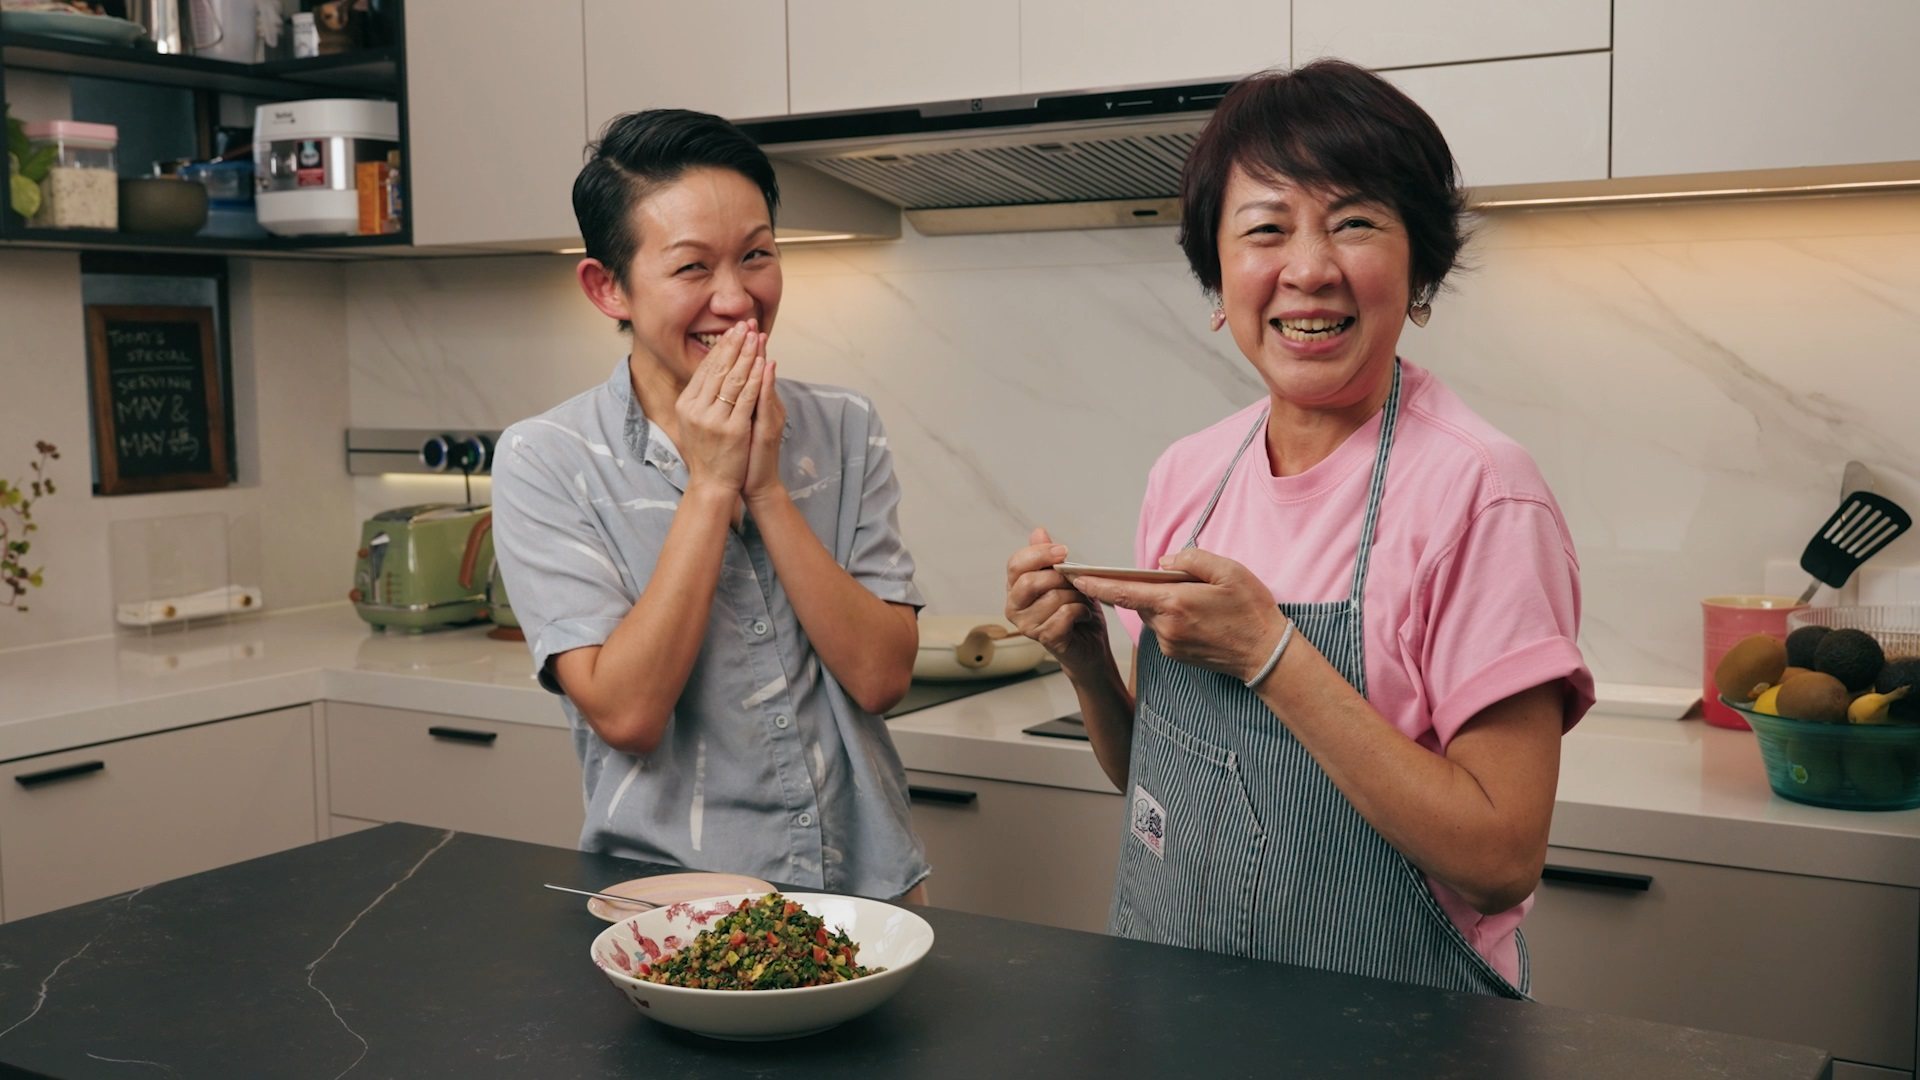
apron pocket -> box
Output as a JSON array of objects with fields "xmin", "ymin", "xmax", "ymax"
[{"xmin": 1111, "ymin": 701, "xmax": 1266, "ymax": 955}]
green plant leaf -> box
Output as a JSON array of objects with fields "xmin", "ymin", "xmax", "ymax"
[
  {"xmin": 19, "ymin": 144, "xmax": 54, "ymax": 183},
  {"xmin": 28, "ymin": 572, "xmax": 42, "ymax": 588}
]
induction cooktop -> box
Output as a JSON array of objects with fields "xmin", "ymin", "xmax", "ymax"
[{"xmin": 883, "ymin": 661, "xmax": 1060, "ymax": 719}]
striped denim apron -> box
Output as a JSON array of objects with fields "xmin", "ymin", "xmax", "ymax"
[{"xmin": 1109, "ymin": 361, "xmax": 1528, "ymax": 998}]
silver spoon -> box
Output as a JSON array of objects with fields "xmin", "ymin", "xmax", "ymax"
[{"xmin": 542, "ymin": 882, "xmax": 661, "ymax": 910}]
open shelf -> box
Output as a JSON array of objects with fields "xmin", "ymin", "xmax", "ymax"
[
  {"xmin": 0, "ymin": 32, "xmax": 399, "ymax": 97},
  {"xmin": 0, "ymin": 224, "xmax": 414, "ymax": 260}
]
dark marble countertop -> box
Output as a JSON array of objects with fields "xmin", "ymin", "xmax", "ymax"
[{"xmin": 0, "ymin": 824, "xmax": 1831, "ymax": 1079}]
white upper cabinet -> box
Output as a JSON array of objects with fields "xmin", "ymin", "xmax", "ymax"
[
  {"xmin": 406, "ymin": 0, "xmax": 587, "ymax": 248},
  {"xmin": 1293, "ymin": 0, "xmax": 1608, "ymax": 70},
  {"xmin": 584, "ymin": 0, "xmax": 788, "ymax": 134},
  {"xmin": 1385, "ymin": 52, "xmax": 1610, "ymax": 190},
  {"xmin": 787, "ymin": 0, "xmax": 1020, "ymax": 114},
  {"xmin": 1613, "ymin": 0, "xmax": 1920, "ymax": 178},
  {"xmin": 1019, "ymin": 0, "xmax": 1289, "ymax": 95}
]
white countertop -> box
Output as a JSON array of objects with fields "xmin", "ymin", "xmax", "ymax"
[{"xmin": 4, "ymin": 604, "xmax": 1916, "ymax": 888}]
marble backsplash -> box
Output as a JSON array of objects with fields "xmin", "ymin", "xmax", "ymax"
[{"xmin": 345, "ymin": 191, "xmax": 1920, "ymax": 690}]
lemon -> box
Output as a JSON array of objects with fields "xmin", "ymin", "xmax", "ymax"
[
  {"xmin": 9, "ymin": 173, "xmax": 40, "ymax": 219},
  {"xmin": 1753, "ymin": 683, "xmax": 1783, "ymax": 716}
]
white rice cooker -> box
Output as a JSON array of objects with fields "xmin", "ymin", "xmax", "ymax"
[{"xmin": 253, "ymin": 98, "xmax": 398, "ymax": 236}]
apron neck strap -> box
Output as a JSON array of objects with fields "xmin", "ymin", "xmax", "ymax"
[{"xmin": 1183, "ymin": 360, "xmax": 1406, "ymax": 607}]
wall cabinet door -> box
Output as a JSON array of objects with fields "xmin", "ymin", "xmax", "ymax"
[
  {"xmin": 1383, "ymin": 52, "xmax": 1610, "ymax": 189},
  {"xmin": 787, "ymin": 0, "xmax": 1019, "ymax": 114},
  {"xmin": 405, "ymin": 0, "xmax": 588, "ymax": 248},
  {"xmin": 904, "ymin": 769, "xmax": 1121, "ymax": 934},
  {"xmin": 584, "ymin": 0, "xmax": 788, "ymax": 134},
  {"xmin": 1293, "ymin": 0, "xmax": 1608, "ymax": 70},
  {"xmin": 1613, "ymin": 0, "xmax": 1920, "ymax": 178},
  {"xmin": 1020, "ymin": 0, "xmax": 1289, "ymax": 95},
  {"xmin": 0, "ymin": 707, "xmax": 318, "ymax": 922},
  {"xmin": 326, "ymin": 703, "xmax": 583, "ymax": 849},
  {"xmin": 1524, "ymin": 846, "xmax": 1918, "ymax": 1073}
]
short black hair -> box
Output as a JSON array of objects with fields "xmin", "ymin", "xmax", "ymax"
[
  {"xmin": 573, "ymin": 109, "xmax": 781, "ymax": 328},
  {"xmin": 1178, "ymin": 60, "xmax": 1466, "ymax": 301}
]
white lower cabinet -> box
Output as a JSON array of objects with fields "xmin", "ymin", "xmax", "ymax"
[
  {"xmin": 1524, "ymin": 845, "xmax": 1918, "ymax": 1074},
  {"xmin": 0, "ymin": 707, "xmax": 319, "ymax": 922},
  {"xmin": 325, "ymin": 703, "xmax": 584, "ymax": 848},
  {"xmin": 904, "ymin": 768, "xmax": 1122, "ymax": 934}
]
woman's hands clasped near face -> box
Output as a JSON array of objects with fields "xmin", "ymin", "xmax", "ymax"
[
  {"xmin": 1068, "ymin": 548, "xmax": 1289, "ymax": 685},
  {"xmin": 676, "ymin": 319, "xmax": 768, "ymax": 497}
]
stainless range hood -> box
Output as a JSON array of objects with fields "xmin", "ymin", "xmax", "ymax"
[{"xmin": 736, "ymin": 81, "xmax": 1230, "ymax": 236}]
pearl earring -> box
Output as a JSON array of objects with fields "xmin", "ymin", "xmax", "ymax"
[{"xmin": 1209, "ymin": 308, "xmax": 1226, "ymax": 332}]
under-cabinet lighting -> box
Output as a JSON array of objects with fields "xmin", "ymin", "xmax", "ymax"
[
  {"xmin": 1473, "ymin": 177, "xmax": 1920, "ymax": 210},
  {"xmin": 776, "ymin": 233, "xmax": 858, "ymax": 244},
  {"xmin": 555, "ymin": 246, "xmax": 587, "ymax": 254}
]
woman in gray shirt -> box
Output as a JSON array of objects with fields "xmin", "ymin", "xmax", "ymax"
[{"xmin": 490, "ymin": 110, "xmax": 929, "ymax": 901}]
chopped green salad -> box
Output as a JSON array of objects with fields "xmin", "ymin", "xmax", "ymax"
[{"xmin": 641, "ymin": 892, "xmax": 883, "ymax": 990}]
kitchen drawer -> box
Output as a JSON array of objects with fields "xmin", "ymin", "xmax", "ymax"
[
  {"xmin": 325, "ymin": 703, "xmax": 583, "ymax": 849},
  {"xmin": 1525, "ymin": 845, "xmax": 1917, "ymax": 1070},
  {"xmin": 0, "ymin": 707, "xmax": 318, "ymax": 922},
  {"xmin": 905, "ymin": 769, "xmax": 1122, "ymax": 934}
]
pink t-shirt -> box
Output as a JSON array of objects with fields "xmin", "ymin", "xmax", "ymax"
[{"xmin": 1115, "ymin": 359, "xmax": 1594, "ymax": 986}]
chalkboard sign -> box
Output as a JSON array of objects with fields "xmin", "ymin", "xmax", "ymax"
[{"xmin": 86, "ymin": 304, "xmax": 230, "ymax": 495}]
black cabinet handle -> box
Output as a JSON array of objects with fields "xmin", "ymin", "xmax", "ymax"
[
  {"xmin": 1541, "ymin": 864, "xmax": 1653, "ymax": 892},
  {"xmin": 428, "ymin": 726, "xmax": 498, "ymax": 745},
  {"xmin": 15, "ymin": 760, "xmax": 106, "ymax": 789},
  {"xmin": 908, "ymin": 785, "xmax": 978, "ymax": 806}
]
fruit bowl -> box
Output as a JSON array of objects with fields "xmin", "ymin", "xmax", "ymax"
[{"xmin": 1721, "ymin": 697, "xmax": 1920, "ymax": 811}]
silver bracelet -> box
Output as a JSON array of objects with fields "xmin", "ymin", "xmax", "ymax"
[{"xmin": 1243, "ymin": 619, "xmax": 1295, "ymax": 690}]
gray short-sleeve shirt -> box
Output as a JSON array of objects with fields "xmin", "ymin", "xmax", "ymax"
[{"xmin": 491, "ymin": 357, "xmax": 928, "ymax": 898}]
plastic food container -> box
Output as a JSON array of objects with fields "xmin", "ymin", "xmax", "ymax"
[{"xmin": 21, "ymin": 120, "xmax": 119, "ymax": 230}]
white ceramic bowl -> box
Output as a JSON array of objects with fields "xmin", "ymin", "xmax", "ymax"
[{"xmin": 590, "ymin": 892, "xmax": 934, "ymax": 1041}]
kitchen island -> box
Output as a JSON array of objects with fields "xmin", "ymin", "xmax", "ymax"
[{"xmin": 0, "ymin": 824, "xmax": 1831, "ymax": 1079}]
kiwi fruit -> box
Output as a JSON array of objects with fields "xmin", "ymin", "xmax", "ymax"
[
  {"xmin": 1713, "ymin": 634, "xmax": 1786, "ymax": 702},
  {"xmin": 1775, "ymin": 671, "xmax": 1849, "ymax": 723},
  {"xmin": 1779, "ymin": 665, "xmax": 1813, "ymax": 684},
  {"xmin": 1874, "ymin": 656, "xmax": 1920, "ymax": 723},
  {"xmin": 1813, "ymin": 628, "xmax": 1885, "ymax": 692},
  {"xmin": 1785, "ymin": 625, "xmax": 1832, "ymax": 669}
]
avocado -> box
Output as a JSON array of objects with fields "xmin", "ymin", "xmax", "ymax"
[
  {"xmin": 1813, "ymin": 628, "xmax": 1885, "ymax": 692},
  {"xmin": 1785, "ymin": 625, "xmax": 1832, "ymax": 669},
  {"xmin": 1874, "ymin": 656, "xmax": 1920, "ymax": 723}
]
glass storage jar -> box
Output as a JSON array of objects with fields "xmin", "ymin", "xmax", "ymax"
[{"xmin": 22, "ymin": 121, "xmax": 120, "ymax": 230}]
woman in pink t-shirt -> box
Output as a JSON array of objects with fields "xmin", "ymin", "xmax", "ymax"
[{"xmin": 1004, "ymin": 61, "xmax": 1593, "ymax": 997}]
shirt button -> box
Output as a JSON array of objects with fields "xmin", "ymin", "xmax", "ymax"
[
  {"xmin": 796, "ymin": 813, "xmax": 814, "ymax": 827},
  {"xmin": 751, "ymin": 620, "xmax": 769, "ymax": 635},
  {"xmin": 774, "ymin": 715, "xmax": 791, "ymax": 729}
]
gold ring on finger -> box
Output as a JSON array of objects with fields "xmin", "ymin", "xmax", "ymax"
[{"xmin": 717, "ymin": 395, "xmax": 737, "ymax": 406}]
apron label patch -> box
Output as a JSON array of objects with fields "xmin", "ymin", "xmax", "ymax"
[{"xmin": 1130, "ymin": 785, "xmax": 1167, "ymax": 860}]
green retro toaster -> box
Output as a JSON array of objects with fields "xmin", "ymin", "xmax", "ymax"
[{"xmin": 349, "ymin": 503, "xmax": 493, "ymax": 632}]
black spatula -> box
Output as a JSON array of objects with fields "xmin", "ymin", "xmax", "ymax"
[{"xmin": 1797, "ymin": 491, "xmax": 1911, "ymax": 603}]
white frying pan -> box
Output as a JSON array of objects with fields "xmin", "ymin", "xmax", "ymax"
[{"xmin": 913, "ymin": 614, "xmax": 1048, "ymax": 681}]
